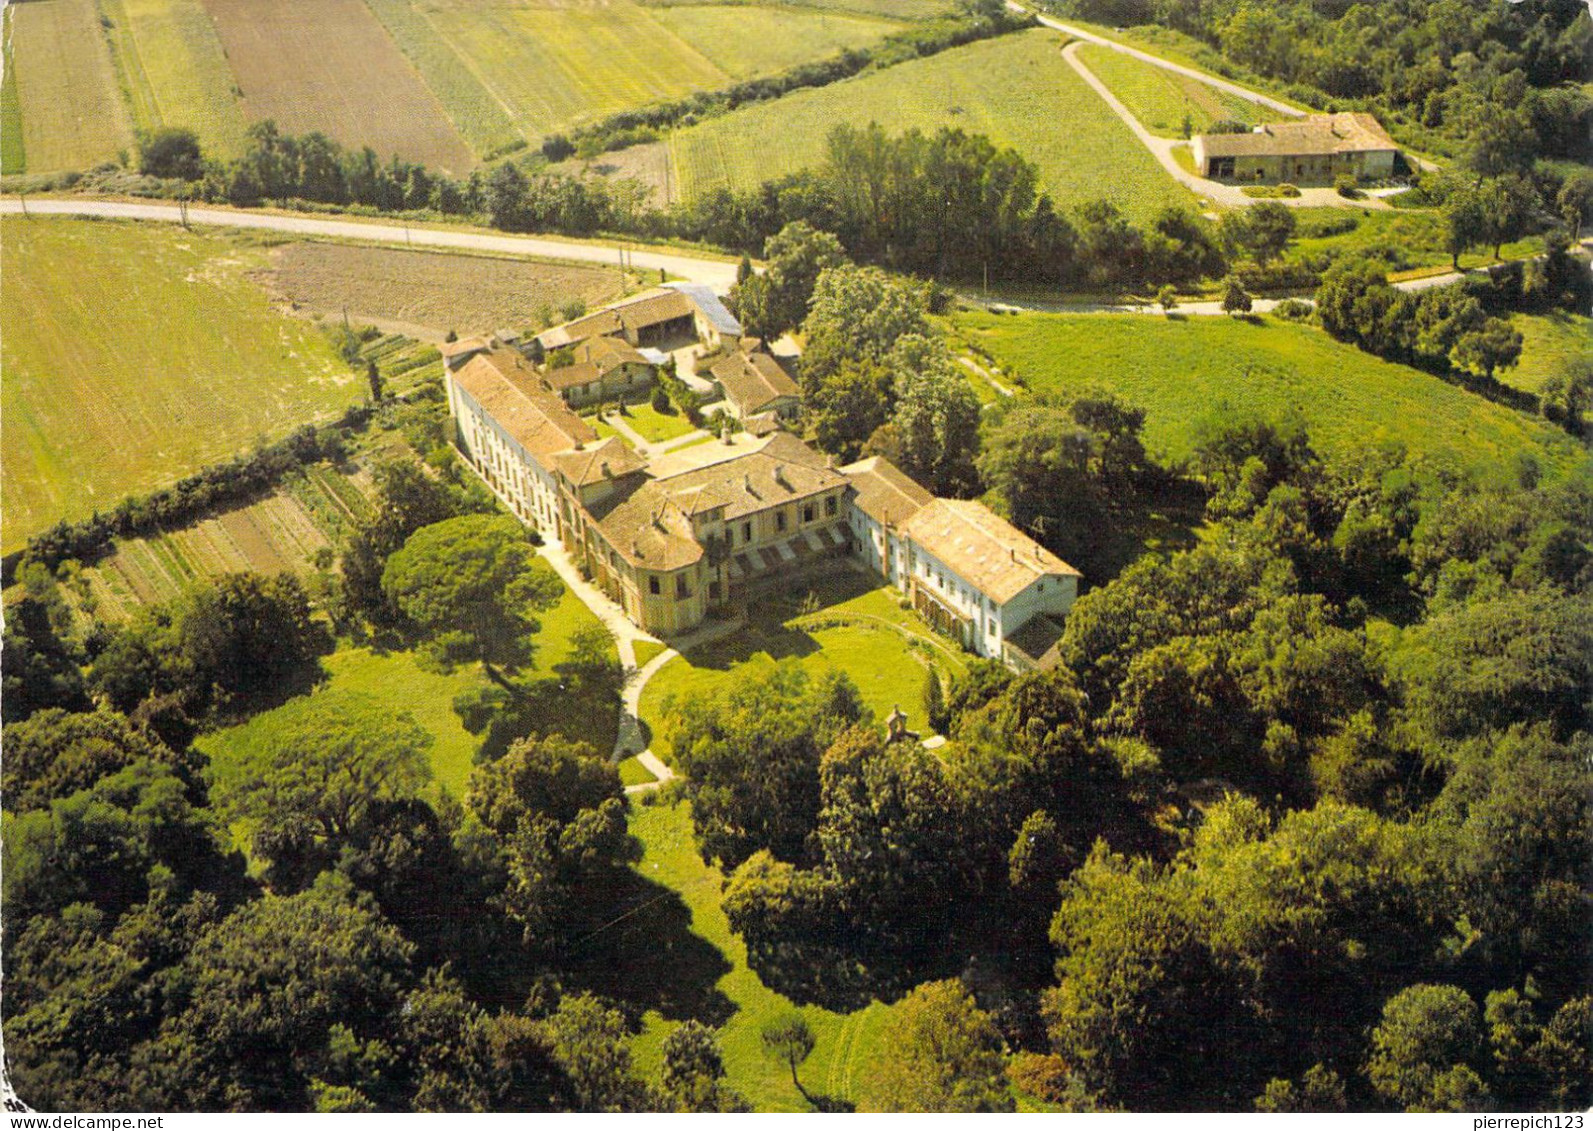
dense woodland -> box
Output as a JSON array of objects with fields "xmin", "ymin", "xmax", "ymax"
[{"xmin": 4, "ymin": 0, "xmax": 1592, "ymax": 1115}]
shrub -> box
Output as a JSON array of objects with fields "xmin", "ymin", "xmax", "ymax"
[
  {"xmin": 1273, "ymin": 297, "xmax": 1314, "ymax": 321},
  {"xmin": 1335, "ymin": 174, "xmax": 1363, "ymax": 199}
]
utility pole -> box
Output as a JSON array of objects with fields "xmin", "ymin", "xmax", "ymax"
[{"xmin": 18, "ymin": 191, "xmax": 27, "ymax": 217}]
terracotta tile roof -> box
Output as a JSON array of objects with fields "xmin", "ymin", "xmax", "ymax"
[
  {"xmin": 538, "ymin": 289, "xmax": 696, "ymax": 349},
  {"xmin": 573, "ymin": 335, "xmax": 648, "ymax": 369},
  {"xmin": 841, "ymin": 456, "xmax": 933, "ymax": 527},
  {"xmin": 452, "ymin": 348, "xmax": 596, "ymax": 463},
  {"xmin": 550, "ymin": 436, "xmax": 648, "ymax": 487},
  {"xmin": 710, "ymin": 348, "xmax": 800, "ymax": 416},
  {"xmin": 652, "ymin": 431, "xmax": 845, "ymax": 523},
  {"xmin": 1197, "ymin": 112, "xmax": 1397, "ymax": 158},
  {"xmin": 900, "ymin": 498, "xmax": 1080, "ymax": 605},
  {"xmin": 440, "ymin": 335, "xmax": 491, "ymax": 364},
  {"xmin": 585, "ymin": 479, "xmax": 704, "ymax": 572}
]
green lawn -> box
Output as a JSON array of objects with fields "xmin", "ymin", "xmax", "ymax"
[
  {"xmin": 633, "ymin": 639, "xmax": 669, "ymax": 669},
  {"xmin": 620, "ymin": 401, "xmax": 700, "ymax": 443},
  {"xmin": 623, "ymin": 801, "xmax": 901, "ymax": 1111},
  {"xmin": 1075, "ymin": 41, "xmax": 1271, "ymax": 137},
  {"xmin": 618, "ymin": 756, "xmax": 659, "ymax": 787},
  {"xmin": 650, "ymin": 4, "xmax": 904, "ymax": 79},
  {"xmin": 1, "ymin": 218, "xmax": 357, "ymax": 554},
  {"xmin": 957, "ymin": 310, "xmax": 1582, "ymax": 484},
  {"xmin": 1507, "ymin": 311, "xmax": 1591, "ymax": 396},
  {"xmin": 1, "ymin": 8, "xmax": 25, "ymax": 174},
  {"xmin": 7, "ymin": 0, "xmax": 135, "ymax": 173},
  {"xmin": 1287, "ymin": 207, "xmax": 1541, "ymax": 276},
  {"xmin": 668, "ymin": 28, "xmax": 1195, "ymax": 224},
  {"xmin": 196, "ymin": 584, "xmax": 613, "ymax": 800},
  {"xmin": 640, "ymin": 571, "xmax": 965, "ymax": 761}
]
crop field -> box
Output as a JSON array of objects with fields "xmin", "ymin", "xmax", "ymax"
[
  {"xmin": 650, "ymin": 4, "xmax": 904, "ymax": 79},
  {"xmin": 418, "ymin": 0, "xmax": 727, "ymax": 145},
  {"xmin": 958, "ymin": 311, "xmax": 1584, "ymax": 484},
  {"xmin": 643, "ymin": 0, "xmax": 956, "ymax": 17},
  {"xmin": 1, "ymin": 218, "xmax": 358, "ymax": 555},
  {"xmin": 96, "ymin": 0, "xmax": 251, "ymax": 160},
  {"xmin": 261, "ymin": 242, "xmax": 630, "ymax": 338},
  {"xmin": 1, "ymin": 8, "xmax": 24, "ymax": 174},
  {"xmin": 199, "ymin": 0, "xmax": 475, "ymax": 173},
  {"xmin": 360, "ymin": 0, "xmax": 524, "ymax": 160},
  {"xmin": 668, "ymin": 29, "xmax": 1195, "ymax": 223},
  {"xmin": 1507, "ymin": 312, "xmax": 1591, "ymax": 396},
  {"xmin": 1075, "ymin": 42, "xmax": 1270, "ymax": 137},
  {"xmin": 73, "ymin": 462, "xmax": 374, "ymax": 622},
  {"xmin": 6, "ymin": 0, "xmax": 134, "ymax": 173}
]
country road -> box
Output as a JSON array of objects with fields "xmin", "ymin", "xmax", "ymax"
[
  {"xmin": 0, "ymin": 197, "xmax": 743, "ymax": 291},
  {"xmin": 1011, "ymin": 2, "xmax": 1306, "ymax": 117}
]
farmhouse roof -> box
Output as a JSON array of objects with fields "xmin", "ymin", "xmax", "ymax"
[
  {"xmin": 841, "ymin": 456, "xmax": 933, "ymax": 528},
  {"xmin": 573, "ymin": 335, "xmax": 649, "ymax": 370},
  {"xmin": 709, "ymin": 348, "xmax": 800, "ymax": 416},
  {"xmin": 1197, "ymin": 112, "xmax": 1397, "ymax": 158},
  {"xmin": 551, "ymin": 436, "xmax": 648, "ymax": 487},
  {"xmin": 665, "ymin": 282, "xmax": 742, "ymax": 337},
  {"xmin": 440, "ymin": 335, "xmax": 491, "ymax": 366},
  {"xmin": 900, "ymin": 498, "xmax": 1080, "ymax": 605},
  {"xmin": 452, "ymin": 348, "xmax": 597, "ymax": 462},
  {"xmin": 538, "ymin": 289, "xmax": 697, "ymax": 349},
  {"xmin": 1005, "ymin": 613, "xmax": 1067, "ymax": 669}
]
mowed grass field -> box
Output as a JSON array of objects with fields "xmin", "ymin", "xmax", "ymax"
[
  {"xmin": 6, "ymin": 0, "xmax": 134, "ymax": 173},
  {"xmin": 1506, "ymin": 312, "xmax": 1591, "ymax": 396},
  {"xmin": 0, "ymin": 218, "xmax": 357, "ymax": 554},
  {"xmin": 199, "ymin": 0, "xmax": 475, "ymax": 172},
  {"xmin": 1288, "ymin": 207, "xmax": 1541, "ymax": 275},
  {"xmin": 649, "ymin": 4, "xmax": 904, "ymax": 79},
  {"xmin": 619, "ymin": 800, "xmax": 902, "ymax": 1112},
  {"xmin": 1, "ymin": 8, "xmax": 24, "ymax": 174},
  {"xmin": 1075, "ymin": 41, "xmax": 1270, "ymax": 137},
  {"xmin": 196, "ymin": 582, "xmax": 611, "ymax": 800},
  {"xmin": 97, "ymin": 0, "xmax": 252, "ymax": 160},
  {"xmin": 958, "ymin": 311, "xmax": 1584, "ymax": 483},
  {"xmin": 640, "ymin": 571, "xmax": 966, "ymax": 762},
  {"xmin": 261, "ymin": 242, "xmax": 631, "ymax": 337},
  {"xmin": 642, "ymin": 0, "xmax": 956, "ymax": 15},
  {"xmin": 668, "ymin": 29, "xmax": 1195, "ymax": 223}
]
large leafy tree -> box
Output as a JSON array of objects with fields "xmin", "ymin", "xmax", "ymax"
[
  {"xmin": 213, "ymin": 689, "xmax": 433, "ymax": 888},
  {"xmin": 862, "ymin": 979, "xmax": 1012, "ymax": 1113},
  {"xmin": 382, "ymin": 514, "xmax": 562, "ymax": 688},
  {"xmin": 799, "ymin": 264, "xmax": 929, "ymax": 387},
  {"xmin": 734, "ymin": 221, "xmax": 849, "ymax": 340}
]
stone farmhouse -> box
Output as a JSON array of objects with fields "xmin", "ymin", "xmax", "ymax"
[
  {"xmin": 1192, "ymin": 112, "xmax": 1399, "ymax": 184},
  {"xmin": 707, "ymin": 339, "xmax": 802, "ymax": 423},
  {"xmin": 445, "ymin": 342, "xmax": 1080, "ymax": 668}
]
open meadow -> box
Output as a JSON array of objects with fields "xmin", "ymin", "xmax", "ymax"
[
  {"xmin": 0, "ymin": 217, "xmax": 358, "ymax": 554},
  {"xmin": 1288, "ymin": 207, "xmax": 1541, "ymax": 276},
  {"xmin": 1074, "ymin": 41, "xmax": 1271, "ymax": 137},
  {"xmin": 97, "ymin": 0, "xmax": 252, "ymax": 160},
  {"xmin": 1506, "ymin": 311, "xmax": 1592, "ymax": 397},
  {"xmin": 5, "ymin": 0, "xmax": 135, "ymax": 173},
  {"xmin": 666, "ymin": 29, "xmax": 1196, "ymax": 223},
  {"xmin": 260, "ymin": 242, "xmax": 632, "ymax": 338},
  {"xmin": 957, "ymin": 310, "xmax": 1584, "ymax": 483},
  {"xmin": 199, "ymin": 0, "xmax": 475, "ymax": 172},
  {"xmin": 642, "ymin": 0, "xmax": 956, "ymax": 15}
]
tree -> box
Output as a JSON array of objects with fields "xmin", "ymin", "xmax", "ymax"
[
  {"xmin": 668, "ymin": 662, "xmax": 863, "ymax": 868},
  {"xmin": 760, "ymin": 1014, "xmax": 817, "ymax": 1104},
  {"xmin": 1450, "ymin": 319, "xmax": 1522, "ymax": 380},
  {"xmin": 882, "ymin": 335, "xmax": 982, "ymax": 496},
  {"xmin": 366, "ymin": 359, "xmax": 385, "ymax": 403},
  {"xmin": 922, "ymin": 668, "xmax": 948, "ymax": 735},
  {"xmin": 862, "ymin": 980, "xmax": 1012, "ymax": 1112},
  {"xmin": 1476, "ymin": 175, "xmax": 1538, "ymax": 260},
  {"xmin": 1, "ymin": 707, "xmax": 189, "ymax": 816},
  {"xmin": 216, "ymin": 689, "xmax": 432, "ymax": 886},
  {"xmin": 800, "ymin": 265, "xmax": 928, "ymax": 386},
  {"xmin": 1365, "ymin": 984, "xmax": 1489, "ymax": 1112},
  {"xmin": 1221, "ymin": 276, "xmax": 1253, "ymax": 316},
  {"xmin": 737, "ymin": 221, "xmax": 849, "ymax": 339},
  {"xmin": 382, "ymin": 514, "xmax": 562, "ymax": 688},
  {"xmin": 1554, "ymin": 168, "xmax": 1593, "ymax": 239},
  {"xmin": 139, "ymin": 128, "xmax": 203, "ymax": 180},
  {"xmin": 808, "ymin": 358, "xmax": 893, "ymax": 461},
  {"xmin": 1220, "ymin": 201, "xmax": 1296, "ymax": 266},
  {"xmin": 178, "ymin": 572, "xmax": 329, "ymax": 702},
  {"xmin": 1442, "ymin": 183, "xmax": 1486, "ymax": 269},
  {"xmin": 546, "ymin": 993, "xmax": 650, "ymax": 1112},
  {"xmin": 658, "ymin": 1021, "xmax": 747, "ymax": 1112},
  {"xmin": 1157, "ymin": 284, "xmax": 1178, "ymax": 313},
  {"xmin": 2, "ymin": 575, "xmax": 89, "ymax": 725}
]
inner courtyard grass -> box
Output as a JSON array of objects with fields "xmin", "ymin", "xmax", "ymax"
[
  {"xmin": 957, "ymin": 310, "xmax": 1583, "ymax": 484},
  {"xmin": 618, "ymin": 401, "xmax": 700, "ymax": 443},
  {"xmin": 640, "ymin": 570, "xmax": 966, "ymax": 761}
]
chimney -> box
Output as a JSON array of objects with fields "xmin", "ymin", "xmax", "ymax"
[
  {"xmin": 601, "ymin": 461, "xmax": 612, "ymax": 479},
  {"xmin": 745, "ymin": 473, "xmax": 754, "ymax": 495},
  {"xmin": 1010, "ymin": 548, "xmax": 1016, "ymax": 562}
]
